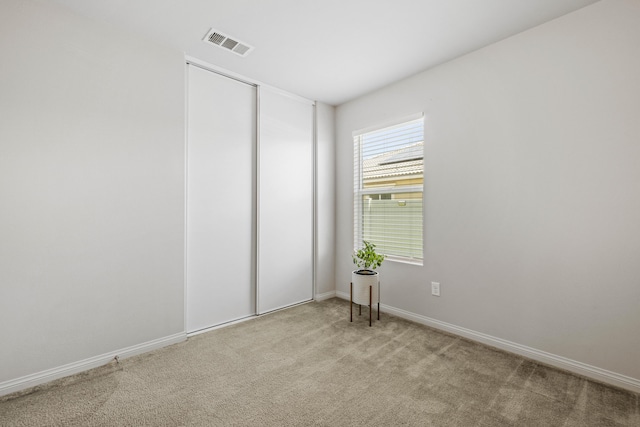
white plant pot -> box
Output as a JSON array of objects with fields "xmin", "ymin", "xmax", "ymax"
[{"xmin": 351, "ymin": 270, "xmax": 379, "ymax": 306}]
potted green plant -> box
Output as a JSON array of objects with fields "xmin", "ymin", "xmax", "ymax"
[
  {"xmin": 352, "ymin": 240, "xmax": 385, "ymax": 273},
  {"xmin": 351, "ymin": 241, "xmax": 385, "ymax": 325}
]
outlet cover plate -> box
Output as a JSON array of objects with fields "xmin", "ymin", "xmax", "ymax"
[{"xmin": 431, "ymin": 282, "xmax": 440, "ymax": 296}]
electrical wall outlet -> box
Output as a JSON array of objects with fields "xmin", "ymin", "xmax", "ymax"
[{"xmin": 431, "ymin": 282, "xmax": 440, "ymax": 297}]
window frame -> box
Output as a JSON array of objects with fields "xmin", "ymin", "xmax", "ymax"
[{"xmin": 353, "ymin": 114, "xmax": 425, "ymax": 265}]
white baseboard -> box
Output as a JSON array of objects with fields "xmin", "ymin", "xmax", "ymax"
[
  {"xmin": 314, "ymin": 290, "xmax": 336, "ymax": 301},
  {"xmin": 335, "ymin": 291, "xmax": 640, "ymax": 393},
  {"xmin": 0, "ymin": 332, "xmax": 187, "ymax": 398}
]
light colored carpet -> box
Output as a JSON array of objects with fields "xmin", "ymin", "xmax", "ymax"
[{"xmin": 1, "ymin": 298, "xmax": 638, "ymax": 426}]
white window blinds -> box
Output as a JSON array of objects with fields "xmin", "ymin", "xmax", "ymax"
[{"xmin": 353, "ymin": 116, "xmax": 424, "ymax": 264}]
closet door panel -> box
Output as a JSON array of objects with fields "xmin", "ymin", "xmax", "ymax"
[
  {"xmin": 186, "ymin": 65, "xmax": 256, "ymax": 332},
  {"xmin": 258, "ymin": 88, "xmax": 314, "ymax": 313}
]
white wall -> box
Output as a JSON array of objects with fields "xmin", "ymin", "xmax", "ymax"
[
  {"xmin": 315, "ymin": 103, "xmax": 336, "ymax": 297},
  {"xmin": 336, "ymin": 0, "xmax": 640, "ymax": 388},
  {"xmin": 0, "ymin": 0, "xmax": 185, "ymax": 391}
]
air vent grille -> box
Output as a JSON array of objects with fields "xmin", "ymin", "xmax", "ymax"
[
  {"xmin": 203, "ymin": 28, "xmax": 254, "ymax": 57},
  {"xmin": 208, "ymin": 32, "xmax": 225, "ymax": 45},
  {"xmin": 221, "ymin": 38, "xmax": 238, "ymax": 50},
  {"xmin": 233, "ymin": 44, "xmax": 251, "ymax": 56}
]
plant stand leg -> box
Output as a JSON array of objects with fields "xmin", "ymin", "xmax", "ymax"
[
  {"xmin": 377, "ymin": 280, "xmax": 380, "ymax": 320},
  {"xmin": 350, "ymin": 282, "xmax": 353, "ymax": 322},
  {"xmin": 359, "ymin": 304, "xmax": 361, "ymax": 316},
  {"xmin": 369, "ymin": 286, "xmax": 372, "ymax": 327}
]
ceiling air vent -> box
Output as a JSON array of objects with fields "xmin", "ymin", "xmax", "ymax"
[{"xmin": 203, "ymin": 28, "xmax": 254, "ymax": 57}]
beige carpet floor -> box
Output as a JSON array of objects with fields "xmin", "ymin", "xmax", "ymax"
[{"xmin": 1, "ymin": 298, "xmax": 638, "ymax": 426}]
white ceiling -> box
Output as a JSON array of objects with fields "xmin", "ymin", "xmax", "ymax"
[{"xmin": 52, "ymin": 0, "xmax": 599, "ymax": 106}]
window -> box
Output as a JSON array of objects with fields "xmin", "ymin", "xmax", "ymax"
[{"xmin": 353, "ymin": 116, "xmax": 424, "ymax": 264}]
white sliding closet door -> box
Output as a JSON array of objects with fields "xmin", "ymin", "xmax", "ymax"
[
  {"xmin": 258, "ymin": 88, "xmax": 314, "ymax": 313},
  {"xmin": 186, "ymin": 65, "xmax": 256, "ymax": 333}
]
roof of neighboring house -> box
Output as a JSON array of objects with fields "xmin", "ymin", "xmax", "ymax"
[{"xmin": 363, "ymin": 142, "xmax": 423, "ymax": 181}]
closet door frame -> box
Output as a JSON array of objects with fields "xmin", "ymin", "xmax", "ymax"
[{"xmin": 184, "ymin": 57, "xmax": 317, "ymax": 333}]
